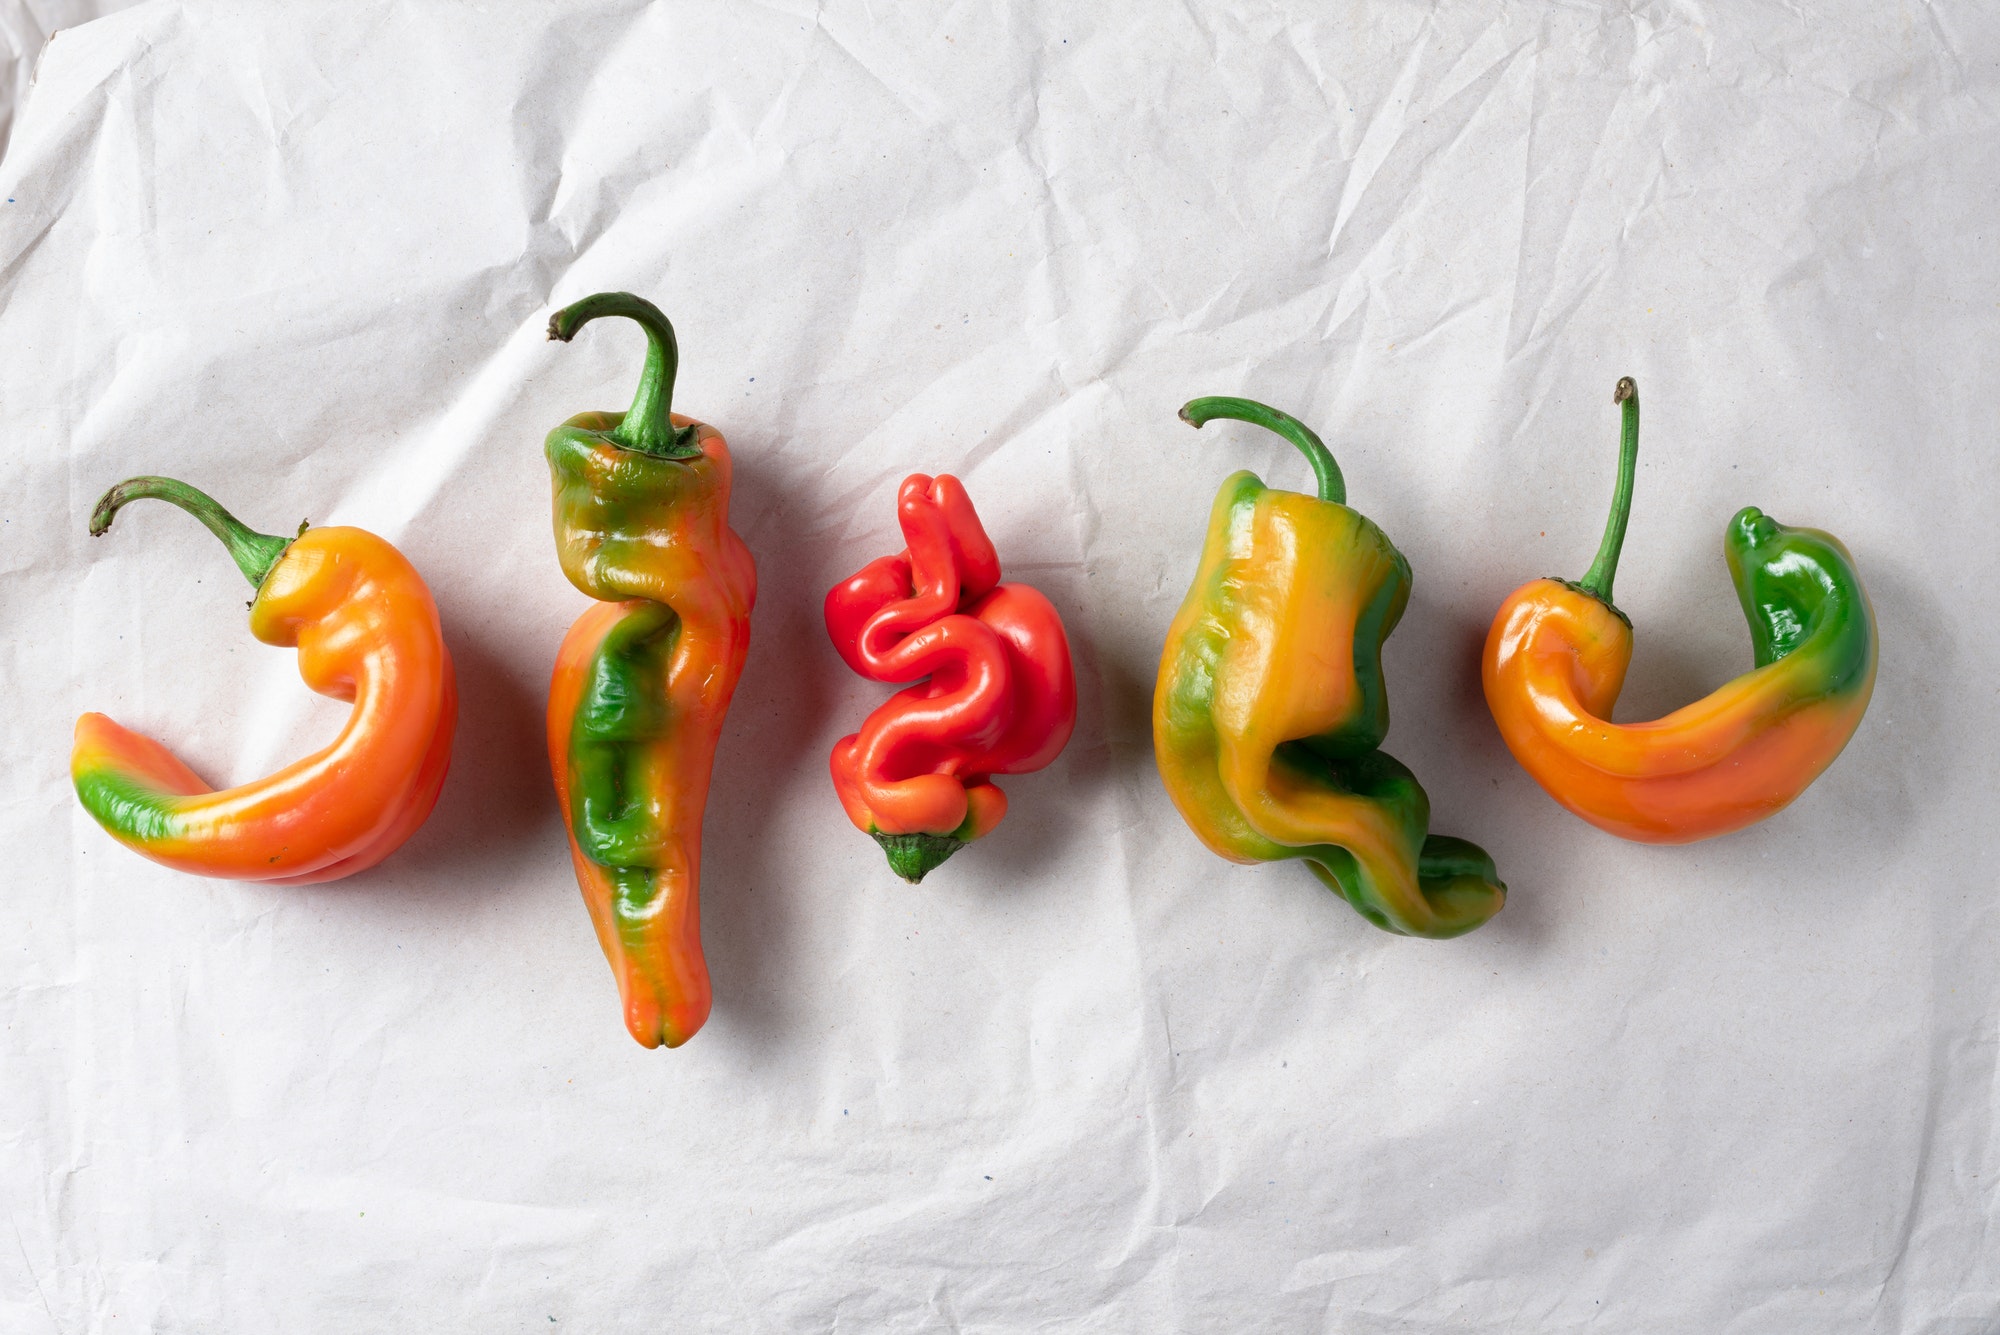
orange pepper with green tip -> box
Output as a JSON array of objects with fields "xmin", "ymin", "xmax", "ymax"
[
  {"xmin": 542, "ymin": 292, "xmax": 757, "ymax": 1050},
  {"xmin": 71, "ymin": 477, "xmax": 457, "ymax": 884},
  {"xmin": 1153, "ymin": 397, "xmax": 1505, "ymax": 939},
  {"xmin": 1482, "ymin": 378, "xmax": 1878, "ymax": 843}
]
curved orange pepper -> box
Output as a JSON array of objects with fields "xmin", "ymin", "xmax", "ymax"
[
  {"xmin": 72, "ymin": 477, "xmax": 456, "ymax": 881},
  {"xmin": 1482, "ymin": 380, "xmax": 1876, "ymax": 843}
]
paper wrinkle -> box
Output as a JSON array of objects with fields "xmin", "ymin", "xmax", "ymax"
[
  {"xmin": 336, "ymin": 314, "xmax": 555, "ymax": 538},
  {"xmin": 809, "ymin": 9, "xmax": 945, "ymax": 129}
]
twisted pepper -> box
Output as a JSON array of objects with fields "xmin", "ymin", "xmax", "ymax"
[
  {"xmin": 544, "ymin": 293, "xmax": 756, "ymax": 1049},
  {"xmin": 825, "ymin": 474, "xmax": 1076, "ymax": 883},
  {"xmin": 1153, "ymin": 398, "xmax": 1504, "ymax": 939},
  {"xmin": 73, "ymin": 477, "xmax": 457, "ymax": 883},
  {"xmin": 1482, "ymin": 378, "xmax": 1876, "ymax": 843}
]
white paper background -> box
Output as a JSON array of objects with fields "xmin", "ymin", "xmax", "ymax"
[{"xmin": 3, "ymin": 2, "xmax": 1996, "ymax": 1330}]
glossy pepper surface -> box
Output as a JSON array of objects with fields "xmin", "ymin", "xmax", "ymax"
[
  {"xmin": 1153, "ymin": 398, "xmax": 1505, "ymax": 939},
  {"xmin": 544, "ymin": 292, "xmax": 757, "ymax": 1049},
  {"xmin": 73, "ymin": 477, "xmax": 457, "ymax": 883},
  {"xmin": 1482, "ymin": 378, "xmax": 1876, "ymax": 843},
  {"xmin": 825, "ymin": 474, "xmax": 1076, "ymax": 883}
]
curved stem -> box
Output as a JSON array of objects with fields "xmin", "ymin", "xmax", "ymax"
[
  {"xmin": 89, "ymin": 476, "xmax": 295, "ymax": 589},
  {"xmin": 1576, "ymin": 377, "xmax": 1639, "ymax": 604},
  {"xmin": 547, "ymin": 292, "xmax": 699, "ymax": 459},
  {"xmin": 1179, "ymin": 396, "xmax": 1346, "ymax": 504}
]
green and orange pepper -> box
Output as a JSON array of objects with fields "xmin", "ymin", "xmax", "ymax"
[
  {"xmin": 543, "ymin": 293, "xmax": 757, "ymax": 1049},
  {"xmin": 1482, "ymin": 378, "xmax": 1876, "ymax": 842},
  {"xmin": 73, "ymin": 477, "xmax": 457, "ymax": 883},
  {"xmin": 1153, "ymin": 398, "xmax": 1505, "ymax": 939}
]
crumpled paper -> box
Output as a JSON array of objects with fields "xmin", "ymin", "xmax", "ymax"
[
  {"xmin": 0, "ymin": 2, "xmax": 126, "ymax": 162},
  {"xmin": 2, "ymin": 2, "xmax": 1995, "ymax": 1329}
]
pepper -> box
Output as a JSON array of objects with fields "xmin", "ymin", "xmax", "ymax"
[
  {"xmin": 1153, "ymin": 398, "xmax": 1505, "ymax": 939},
  {"xmin": 72, "ymin": 477, "xmax": 457, "ymax": 883},
  {"xmin": 1481, "ymin": 378, "xmax": 1876, "ymax": 843},
  {"xmin": 543, "ymin": 292, "xmax": 756, "ymax": 1049},
  {"xmin": 824, "ymin": 473, "xmax": 1076, "ymax": 883}
]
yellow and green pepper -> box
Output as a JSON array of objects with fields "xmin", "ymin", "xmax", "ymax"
[{"xmin": 1153, "ymin": 397, "xmax": 1505, "ymax": 939}]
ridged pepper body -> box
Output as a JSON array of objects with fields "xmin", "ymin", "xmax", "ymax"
[
  {"xmin": 1153, "ymin": 398, "xmax": 1503, "ymax": 939},
  {"xmin": 824, "ymin": 474, "xmax": 1076, "ymax": 883},
  {"xmin": 543, "ymin": 295, "xmax": 756, "ymax": 1049}
]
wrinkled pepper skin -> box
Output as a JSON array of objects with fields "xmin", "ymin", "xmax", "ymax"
[
  {"xmin": 1154, "ymin": 398, "xmax": 1504, "ymax": 939},
  {"xmin": 544, "ymin": 293, "xmax": 756, "ymax": 1049},
  {"xmin": 1483, "ymin": 380, "xmax": 1876, "ymax": 843},
  {"xmin": 825, "ymin": 474, "xmax": 1076, "ymax": 883},
  {"xmin": 72, "ymin": 477, "xmax": 456, "ymax": 883}
]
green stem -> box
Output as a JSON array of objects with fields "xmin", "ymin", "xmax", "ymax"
[
  {"xmin": 1576, "ymin": 377, "xmax": 1639, "ymax": 604},
  {"xmin": 89, "ymin": 476, "xmax": 295, "ymax": 589},
  {"xmin": 547, "ymin": 292, "xmax": 699, "ymax": 458},
  {"xmin": 1179, "ymin": 396, "xmax": 1346, "ymax": 505}
]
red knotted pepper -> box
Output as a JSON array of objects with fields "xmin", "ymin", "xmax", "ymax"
[{"xmin": 824, "ymin": 474, "xmax": 1076, "ymax": 882}]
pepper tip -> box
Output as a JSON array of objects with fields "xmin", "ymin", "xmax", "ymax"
[
  {"xmin": 1614, "ymin": 376, "xmax": 1636, "ymax": 404},
  {"xmin": 871, "ymin": 830, "xmax": 967, "ymax": 884},
  {"xmin": 87, "ymin": 481, "xmax": 131, "ymax": 537}
]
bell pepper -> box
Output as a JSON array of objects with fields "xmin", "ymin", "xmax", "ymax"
[
  {"xmin": 824, "ymin": 473, "xmax": 1076, "ymax": 883},
  {"xmin": 72, "ymin": 477, "xmax": 457, "ymax": 883},
  {"xmin": 1153, "ymin": 398, "xmax": 1505, "ymax": 939},
  {"xmin": 543, "ymin": 292, "xmax": 757, "ymax": 1049},
  {"xmin": 1482, "ymin": 378, "xmax": 1876, "ymax": 843}
]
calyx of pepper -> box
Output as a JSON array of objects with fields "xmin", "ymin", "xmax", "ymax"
[{"xmin": 871, "ymin": 831, "xmax": 967, "ymax": 884}]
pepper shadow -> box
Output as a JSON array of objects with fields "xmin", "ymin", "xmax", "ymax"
[
  {"xmin": 363, "ymin": 616, "xmax": 560, "ymax": 900},
  {"xmin": 1059, "ymin": 586, "xmax": 1179, "ymax": 882},
  {"xmin": 696, "ymin": 447, "xmax": 835, "ymax": 1051},
  {"xmin": 1093, "ymin": 613, "xmax": 1168, "ymax": 796},
  {"xmin": 1709, "ymin": 548, "xmax": 1954, "ymax": 885},
  {"xmin": 1382, "ymin": 592, "xmax": 1561, "ymax": 954}
]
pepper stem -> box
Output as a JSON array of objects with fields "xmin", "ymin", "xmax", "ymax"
[
  {"xmin": 547, "ymin": 292, "xmax": 700, "ymax": 459},
  {"xmin": 89, "ymin": 476, "xmax": 296, "ymax": 589},
  {"xmin": 1179, "ymin": 396, "xmax": 1346, "ymax": 504},
  {"xmin": 1576, "ymin": 377, "xmax": 1640, "ymax": 604}
]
